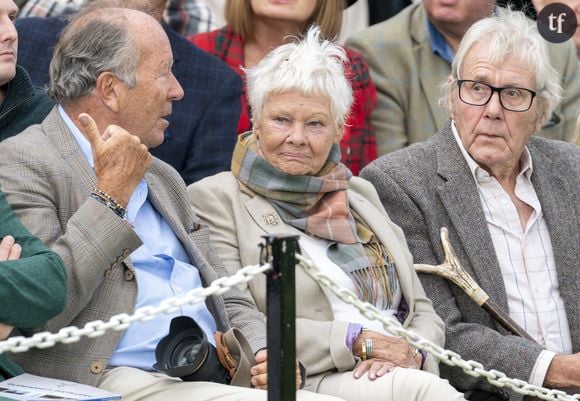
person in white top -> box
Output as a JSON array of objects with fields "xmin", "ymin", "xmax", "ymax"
[
  {"xmin": 189, "ymin": 26, "xmax": 466, "ymax": 401},
  {"xmin": 361, "ymin": 7, "xmax": 580, "ymax": 401}
]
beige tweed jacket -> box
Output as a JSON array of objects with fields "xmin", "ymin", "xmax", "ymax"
[
  {"xmin": 188, "ymin": 173, "xmax": 444, "ymax": 390},
  {"xmin": 0, "ymin": 107, "xmax": 266, "ymax": 386}
]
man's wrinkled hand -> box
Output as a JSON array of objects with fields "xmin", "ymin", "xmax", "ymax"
[
  {"xmin": 78, "ymin": 113, "xmax": 151, "ymax": 207},
  {"xmin": 544, "ymin": 353, "xmax": 580, "ymax": 390}
]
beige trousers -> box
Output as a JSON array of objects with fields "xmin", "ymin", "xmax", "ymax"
[
  {"xmin": 98, "ymin": 366, "xmax": 346, "ymax": 401},
  {"xmin": 316, "ymin": 367, "xmax": 467, "ymax": 401}
]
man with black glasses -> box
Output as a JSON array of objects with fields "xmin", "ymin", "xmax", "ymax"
[
  {"xmin": 361, "ymin": 9, "xmax": 580, "ymax": 401},
  {"xmin": 346, "ymin": 0, "xmax": 580, "ymax": 157}
]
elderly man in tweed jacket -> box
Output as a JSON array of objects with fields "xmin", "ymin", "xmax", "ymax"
[
  {"xmin": 346, "ymin": 1, "xmax": 580, "ymax": 156},
  {"xmin": 361, "ymin": 9, "xmax": 580, "ymax": 401},
  {"xmin": 0, "ymin": 4, "xmax": 342, "ymax": 401}
]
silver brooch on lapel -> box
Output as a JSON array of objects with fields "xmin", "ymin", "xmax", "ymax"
[{"xmin": 263, "ymin": 212, "xmax": 279, "ymax": 226}]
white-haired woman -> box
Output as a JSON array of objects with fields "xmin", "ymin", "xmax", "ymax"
[
  {"xmin": 188, "ymin": 28, "xmax": 465, "ymax": 401},
  {"xmin": 188, "ymin": 0, "xmax": 377, "ymax": 176}
]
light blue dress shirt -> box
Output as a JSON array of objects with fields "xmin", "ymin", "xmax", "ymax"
[
  {"xmin": 426, "ymin": 7, "xmax": 499, "ymax": 65},
  {"xmin": 426, "ymin": 18, "xmax": 455, "ymax": 65},
  {"xmin": 58, "ymin": 106, "xmax": 217, "ymax": 371}
]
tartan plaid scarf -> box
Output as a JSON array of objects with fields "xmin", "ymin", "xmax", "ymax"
[{"xmin": 232, "ymin": 132, "xmax": 398, "ymax": 308}]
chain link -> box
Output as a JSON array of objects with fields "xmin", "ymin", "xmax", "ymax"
[
  {"xmin": 2, "ymin": 253, "xmax": 579, "ymax": 401},
  {"xmin": 296, "ymin": 254, "xmax": 580, "ymax": 401},
  {"xmin": 0, "ymin": 263, "xmax": 271, "ymax": 355}
]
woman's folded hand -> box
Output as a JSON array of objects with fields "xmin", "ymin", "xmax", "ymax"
[
  {"xmin": 352, "ymin": 330, "xmax": 418, "ymax": 371},
  {"xmin": 353, "ymin": 358, "xmax": 396, "ymax": 380}
]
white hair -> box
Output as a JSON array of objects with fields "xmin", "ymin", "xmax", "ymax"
[
  {"xmin": 443, "ymin": 8, "xmax": 562, "ymax": 123},
  {"xmin": 245, "ymin": 26, "xmax": 353, "ymax": 129}
]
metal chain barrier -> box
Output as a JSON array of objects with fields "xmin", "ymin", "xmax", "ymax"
[
  {"xmin": 2, "ymin": 253, "xmax": 579, "ymax": 401},
  {"xmin": 296, "ymin": 254, "xmax": 580, "ymax": 401},
  {"xmin": 0, "ymin": 263, "xmax": 271, "ymax": 355}
]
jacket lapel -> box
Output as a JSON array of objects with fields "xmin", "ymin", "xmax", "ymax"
[
  {"xmin": 244, "ymin": 193, "xmax": 332, "ymax": 313},
  {"xmin": 529, "ymin": 141, "xmax": 580, "ymax": 350},
  {"xmin": 146, "ymin": 167, "xmax": 188, "ymax": 241},
  {"xmin": 43, "ymin": 107, "xmax": 96, "ymax": 195},
  {"xmin": 145, "ymin": 164, "xmax": 205, "ymax": 263},
  {"xmin": 145, "ymin": 164, "xmax": 231, "ymax": 328},
  {"xmin": 412, "ymin": 4, "xmax": 451, "ymax": 133},
  {"xmin": 244, "ymin": 195, "xmax": 290, "ymax": 237},
  {"xmin": 435, "ymin": 125, "xmax": 510, "ymax": 315}
]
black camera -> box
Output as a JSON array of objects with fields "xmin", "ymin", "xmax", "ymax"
[{"xmin": 153, "ymin": 316, "xmax": 231, "ymax": 384}]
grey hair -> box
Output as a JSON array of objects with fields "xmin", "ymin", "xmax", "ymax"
[
  {"xmin": 442, "ymin": 8, "xmax": 562, "ymax": 123},
  {"xmin": 245, "ymin": 26, "xmax": 353, "ymax": 129},
  {"xmin": 47, "ymin": 6, "xmax": 140, "ymax": 102}
]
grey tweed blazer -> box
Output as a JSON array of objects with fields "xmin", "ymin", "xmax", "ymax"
[
  {"xmin": 0, "ymin": 107, "xmax": 266, "ymax": 386},
  {"xmin": 360, "ymin": 122, "xmax": 580, "ymax": 399}
]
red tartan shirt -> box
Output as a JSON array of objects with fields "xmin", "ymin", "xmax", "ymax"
[{"xmin": 188, "ymin": 26, "xmax": 377, "ymax": 175}]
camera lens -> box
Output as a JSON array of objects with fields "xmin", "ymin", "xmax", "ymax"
[
  {"xmin": 171, "ymin": 339, "xmax": 203, "ymax": 367},
  {"xmin": 154, "ymin": 316, "xmax": 230, "ymax": 384}
]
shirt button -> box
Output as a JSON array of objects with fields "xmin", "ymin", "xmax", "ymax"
[
  {"xmin": 104, "ymin": 269, "xmax": 113, "ymax": 279},
  {"xmin": 90, "ymin": 361, "xmax": 104, "ymax": 374},
  {"xmin": 122, "ymin": 249, "xmax": 131, "ymax": 258},
  {"xmin": 124, "ymin": 269, "xmax": 135, "ymax": 281}
]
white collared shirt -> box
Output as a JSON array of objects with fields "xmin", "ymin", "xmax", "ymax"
[{"xmin": 451, "ymin": 122, "xmax": 572, "ymax": 386}]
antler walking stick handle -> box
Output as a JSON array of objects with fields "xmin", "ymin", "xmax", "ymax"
[{"xmin": 415, "ymin": 228, "xmax": 536, "ymax": 343}]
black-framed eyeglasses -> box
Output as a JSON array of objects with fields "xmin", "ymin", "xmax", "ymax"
[{"xmin": 457, "ymin": 79, "xmax": 537, "ymax": 112}]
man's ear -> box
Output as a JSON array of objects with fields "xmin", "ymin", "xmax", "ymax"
[
  {"xmin": 446, "ymin": 76, "xmax": 456, "ymax": 120},
  {"xmin": 95, "ymin": 72, "xmax": 121, "ymax": 113},
  {"xmin": 532, "ymin": 99, "xmax": 552, "ymax": 133}
]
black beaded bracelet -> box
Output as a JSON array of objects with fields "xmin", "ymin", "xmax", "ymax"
[{"xmin": 90, "ymin": 189, "xmax": 127, "ymax": 219}]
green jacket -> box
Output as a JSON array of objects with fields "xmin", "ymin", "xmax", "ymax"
[
  {"xmin": 0, "ymin": 65, "xmax": 53, "ymax": 142},
  {"xmin": 0, "ymin": 189, "xmax": 66, "ymax": 380}
]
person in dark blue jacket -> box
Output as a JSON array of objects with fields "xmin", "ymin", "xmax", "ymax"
[{"xmin": 0, "ymin": 0, "xmax": 53, "ymax": 142}]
